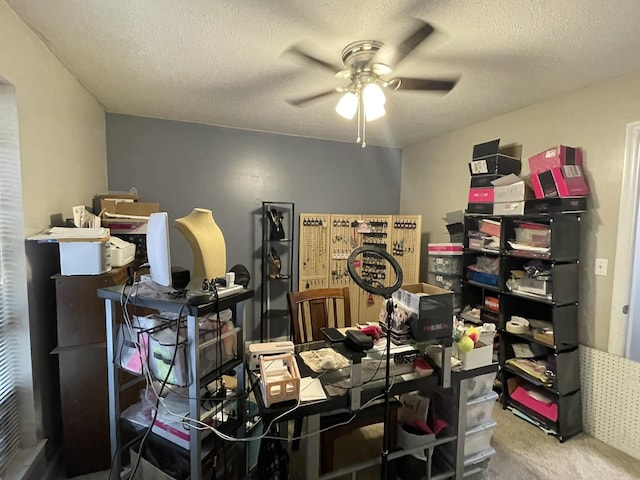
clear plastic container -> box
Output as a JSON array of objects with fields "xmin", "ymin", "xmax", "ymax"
[
  {"xmin": 464, "ymin": 420, "xmax": 497, "ymax": 457},
  {"xmin": 428, "ymin": 255, "xmax": 463, "ymax": 274},
  {"xmin": 465, "ymin": 391, "xmax": 498, "ymax": 429},
  {"xmin": 427, "ymin": 272, "xmax": 462, "ymax": 292},
  {"xmin": 466, "ymin": 372, "xmax": 498, "ymax": 399},
  {"xmin": 515, "ymin": 226, "xmax": 551, "ymax": 247}
]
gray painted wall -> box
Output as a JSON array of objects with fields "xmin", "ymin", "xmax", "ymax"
[{"xmin": 106, "ymin": 113, "xmax": 402, "ymax": 339}]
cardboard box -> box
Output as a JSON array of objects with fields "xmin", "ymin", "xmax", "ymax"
[
  {"xmin": 491, "ymin": 174, "xmax": 534, "ymax": 203},
  {"xmin": 99, "ymin": 199, "xmax": 159, "ymax": 217},
  {"xmin": 102, "ymin": 218, "xmax": 149, "ymax": 234},
  {"xmin": 468, "ymin": 187, "xmax": 494, "ymax": 203},
  {"xmin": 493, "ymin": 201, "xmax": 525, "ymax": 216},
  {"xmin": 59, "ymin": 239, "xmax": 111, "ymax": 275},
  {"xmin": 93, "ymin": 194, "xmax": 137, "ymax": 214},
  {"xmin": 524, "ymin": 197, "xmax": 587, "ymax": 215},
  {"xmin": 469, "ymin": 139, "xmax": 522, "ymax": 176},
  {"xmin": 532, "ymin": 165, "xmax": 589, "ymax": 199},
  {"xmin": 528, "ymin": 145, "xmax": 583, "ymax": 175},
  {"xmin": 392, "ymin": 283, "xmax": 453, "ymax": 341},
  {"xmin": 454, "ymin": 341, "xmax": 492, "ymax": 370}
]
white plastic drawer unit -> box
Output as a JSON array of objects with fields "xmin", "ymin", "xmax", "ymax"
[
  {"xmin": 465, "ymin": 390, "xmax": 499, "ymax": 430},
  {"xmin": 466, "ymin": 372, "xmax": 497, "ymax": 399},
  {"xmin": 464, "ymin": 420, "xmax": 497, "ymax": 458}
]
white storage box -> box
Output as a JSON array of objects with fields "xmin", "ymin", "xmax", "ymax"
[
  {"xmin": 454, "ymin": 342, "xmax": 493, "ymax": 370},
  {"xmin": 109, "ymin": 236, "xmax": 136, "ymax": 266},
  {"xmin": 466, "ymin": 371, "xmax": 497, "ymax": 399},
  {"xmin": 59, "ymin": 240, "xmax": 111, "ymax": 275},
  {"xmin": 465, "ymin": 391, "xmax": 498, "ymax": 429},
  {"xmin": 464, "ymin": 420, "xmax": 497, "ymax": 457}
]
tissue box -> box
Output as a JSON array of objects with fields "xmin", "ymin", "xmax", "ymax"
[
  {"xmin": 392, "ymin": 283, "xmax": 453, "ymax": 341},
  {"xmin": 59, "ymin": 240, "xmax": 111, "ymax": 275}
]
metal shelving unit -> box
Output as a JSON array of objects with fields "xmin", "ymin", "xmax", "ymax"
[{"xmin": 261, "ymin": 201, "xmax": 295, "ymax": 341}]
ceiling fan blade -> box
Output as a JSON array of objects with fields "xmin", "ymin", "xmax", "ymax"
[
  {"xmin": 388, "ymin": 77, "xmax": 458, "ymax": 92},
  {"xmin": 286, "ymin": 89, "xmax": 341, "ymax": 107},
  {"xmin": 374, "ymin": 20, "xmax": 435, "ymax": 68},
  {"xmin": 284, "ymin": 45, "xmax": 342, "ymax": 74}
]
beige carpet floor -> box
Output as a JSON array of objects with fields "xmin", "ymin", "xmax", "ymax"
[
  {"xmin": 289, "ymin": 403, "xmax": 640, "ymax": 480},
  {"xmin": 62, "ymin": 402, "xmax": 640, "ymax": 479}
]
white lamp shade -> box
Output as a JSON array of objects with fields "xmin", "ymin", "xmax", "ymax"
[
  {"xmin": 335, "ymin": 92, "xmax": 359, "ymax": 119},
  {"xmin": 362, "ymin": 83, "xmax": 386, "ymax": 121}
]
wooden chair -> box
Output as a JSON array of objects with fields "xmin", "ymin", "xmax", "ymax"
[{"xmin": 287, "ymin": 287, "xmax": 398, "ymax": 474}]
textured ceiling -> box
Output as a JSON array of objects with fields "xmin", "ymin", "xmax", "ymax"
[{"xmin": 7, "ymin": 0, "xmax": 640, "ymax": 147}]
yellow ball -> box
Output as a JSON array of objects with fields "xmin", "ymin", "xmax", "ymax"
[{"xmin": 458, "ymin": 336, "xmax": 475, "ymax": 353}]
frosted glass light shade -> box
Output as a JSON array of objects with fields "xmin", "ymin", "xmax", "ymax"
[
  {"xmin": 335, "ymin": 92, "xmax": 359, "ymax": 119},
  {"xmin": 363, "ymin": 83, "xmax": 386, "ymax": 121}
]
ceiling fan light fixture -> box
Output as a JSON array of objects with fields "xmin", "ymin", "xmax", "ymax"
[
  {"xmin": 335, "ymin": 91, "xmax": 359, "ymax": 119},
  {"xmin": 362, "ymin": 83, "xmax": 386, "ymax": 121}
]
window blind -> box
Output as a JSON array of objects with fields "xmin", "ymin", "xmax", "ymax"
[{"xmin": 0, "ymin": 91, "xmax": 23, "ymax": 474}]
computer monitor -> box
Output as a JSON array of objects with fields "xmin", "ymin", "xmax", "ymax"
[{"xmin": 146, "ymin": 212, "xmax": 172, "ymax": 287}]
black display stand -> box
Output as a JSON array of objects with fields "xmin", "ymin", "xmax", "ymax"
[{"xmin": 260, "ymin": 201, "xmax": 295, "ymax": 341}]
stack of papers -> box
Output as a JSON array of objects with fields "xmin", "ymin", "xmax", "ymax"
[{"xmin": 28, "ymin": 227, "xmax": 110, "ymax": 242}]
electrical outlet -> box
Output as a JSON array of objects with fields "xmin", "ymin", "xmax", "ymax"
[{"xmin": 595, "ymin": 258, "xmax": 608, "ymax": 276}]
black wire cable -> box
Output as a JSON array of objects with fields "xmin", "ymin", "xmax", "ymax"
[{"xmin": 128, "ymin": 301, "xmax": 187, "ymax": 480}]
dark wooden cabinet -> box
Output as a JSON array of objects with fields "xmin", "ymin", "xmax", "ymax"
[{"xmin": 52, "ymin": 267, "xmax": 129, "ymax": 477}]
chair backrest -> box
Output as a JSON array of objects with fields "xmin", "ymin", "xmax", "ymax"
[{"xmin": 287, "ymin": 287, "xmax": 352, "ymax": 343}]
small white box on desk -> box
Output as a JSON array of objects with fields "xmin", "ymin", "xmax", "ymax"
[
  {"xmin": 454, "ymin": 342, "xmax": 492, "ymax": 370},
  {"xmin": 109, "ymin": 236, "xmax": 135, "ymax": 266},
  {"xmin": 59, "ymin": 240, "xmax": 111, "ymax": 275}
]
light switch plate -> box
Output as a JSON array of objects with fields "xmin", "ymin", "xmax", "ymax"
[{"xmin": 595, "ymin": 258, "xmax": 608, "ymax": 276}]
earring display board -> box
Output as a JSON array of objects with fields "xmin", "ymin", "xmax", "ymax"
[
  {"xmin": 298, "ymin": 213, "xmax": 422, "ymax": 324},
  {"xmin": 298, "ymin": 213, "xmax": 331, "ymax": 291},
  {"xmin": 328, "ymin": 214, "xmax": 363, "ymax": 321},
  {"xmin": 391, "ymin": 215, "xmax": 422, "ymax": 286},
  {"xmin": 358, "ymin": 215, "xmax": 394, "ymax": 324}
]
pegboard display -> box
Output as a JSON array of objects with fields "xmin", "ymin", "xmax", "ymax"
[
  {"xmin": 298, "ymin": 213, "xmax": 422, "ymax": 324},
  {"xmin": 580, "ymin": 345, "xmax": 640, "ymax": 459},
  {"xmin": 328, "ymin": 215, "xmax": 362, "ymax": 320},
  {"xmin": 358, "ymin": 215, "xmax": 393, "ymax": 324},
  {"xmin": 298, "ymin": 213, "xmax": 330, "ymax": 290},
  {"xmin": 391, "ymin": 215, "xmax": 422, "ymax": 285}
]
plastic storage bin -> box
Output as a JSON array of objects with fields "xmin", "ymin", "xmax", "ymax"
[
  {"xmin": 428, "ymin": 255, "xmax": 463, "ymax": 275},
  {"xmin": 515, "ymin": 226, "xmax": 551, "ymax": 247},
  {"xmin": 464, "ymin": 420, "xmax": 497, "ymax": 457},
  {"xmin": 427, "ymin": 272, "xmax": 462, "ymax": 293},
  {"xmin": 468, "ymin": 270, "xmax": 499, "ymax": 287},
  {"xmin": 465, "ymin": 391, "xmax": 498, "ymax": 429},
  {"xmin": 466, "ymin": 372, "xmax": 497, "ymax": 399}
]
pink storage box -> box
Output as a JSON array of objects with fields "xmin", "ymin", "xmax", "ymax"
[
  {"xmin": 511, "ymin": 385, "xmax": 558, "ymax": 422},
  {"xmin": 532, "ymin": 165, "xmax": 589, "ymax": 199},
  {"xmin": 528, "ymin": 145, "xmax": 583, "ymax": 175},
  {"xmin": 427, "ymin": 243, "xmax": 463, "ymax": 255},
  {"xmin": 468, "ymin": 187, "xmax": 494, "ymax": 203}
]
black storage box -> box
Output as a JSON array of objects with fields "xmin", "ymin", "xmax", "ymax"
[
  {"xmin": 470, "ymin": 174, "xmax": 504, "ymax": 188},
  {"xmin": 446, "ymin": 222, "xmax": 465, "ymax": 243},
  {"xmin": 524, "ymin": 197, "xmax": 587, "ymax": 214},
  {"xmin": 469, "ymin": 139, "xmax": 522, "ymax": 177},
  {"xmin": 466, "ymin": 203, "xmax": 494, "ymax": 215},
  {"xmin": 392, "ymin": 283, "xmax": 453, "ymax": 342}
]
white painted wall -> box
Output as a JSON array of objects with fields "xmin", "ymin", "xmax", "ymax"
[
  {"xmin": 0, "ymin": 0, "xmax": 107, "ymax": 236},
  {"xmin": 401, "ymin": 69, "xmax": 640, "ymax": 352}
]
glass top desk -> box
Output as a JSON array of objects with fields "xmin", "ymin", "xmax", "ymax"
[{"xmin": 249, "ymin": 338, "xmax": 453, "ymax": 480}]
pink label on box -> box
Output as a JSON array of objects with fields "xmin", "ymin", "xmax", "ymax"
[{"xmin": 468, "ymin": 188, "xmax": 494, "ymax": 203}]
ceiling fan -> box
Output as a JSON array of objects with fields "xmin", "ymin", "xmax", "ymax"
[{"xmin": 284, "ymin": 20, "xmax": 459, "ymax": 146}]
